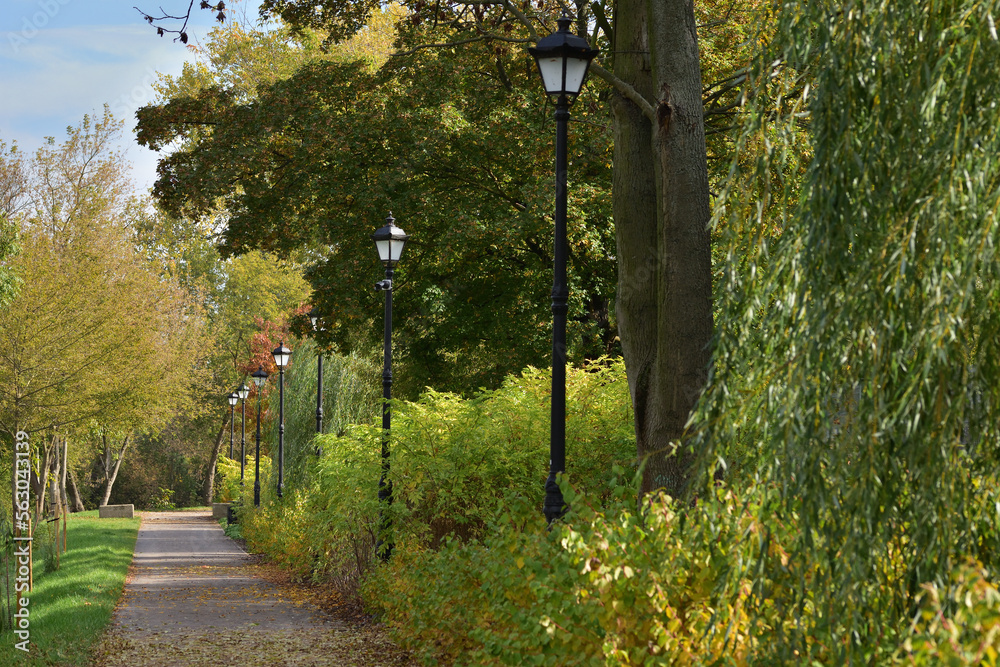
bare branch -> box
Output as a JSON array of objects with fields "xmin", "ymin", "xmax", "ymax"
[{"xmin": 134, "ymin": 0, "xmax": 228, "ymax": 43}]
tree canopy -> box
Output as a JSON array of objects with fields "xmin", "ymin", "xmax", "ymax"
[{"xmin": 137, "ymin": 15, "xmax": 618, "ymax": 396}]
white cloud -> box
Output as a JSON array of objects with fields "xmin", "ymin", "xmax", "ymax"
[{"xmin": 0, "ymin": 23, "xmax": 195, "ymax": 190}]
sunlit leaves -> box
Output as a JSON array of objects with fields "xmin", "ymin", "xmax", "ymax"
[
  {"xmin": 702, "ymin": 0, "xmax": 1000, "ymax": 661},
  {"xmin": 137, "ymin": 18, "xmax": 616, "ymax": 396}
]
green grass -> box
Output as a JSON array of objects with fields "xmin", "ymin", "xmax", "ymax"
[{"xmin": 0, "ymin": 510, "xmax": 139, "ymax": 666}]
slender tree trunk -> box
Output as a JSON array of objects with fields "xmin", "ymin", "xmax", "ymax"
[
  {"xmin": 50, "ymin": 437, "xmax": 62, "ymax": 512},
  {"xmin": 100, "ymin": 435, "xmax": 130, "ymax": 507},
  {"xmin": 613, "ymin": 0, "xmax": 714, "ymax": 498},
  {"xmin": 61, "ymin": 438, "xmax": 68, "ymax": 513},
  {"xmin": 67, "ymin": 468, "xmax": 86, "ymax": 512},
  {"xmin": 203, "ymin": 413, "xmax": 230, "ymax": 505},
  {"xmin": 31, "ymin": 436, "xmax": 54, "ymax": 519}
]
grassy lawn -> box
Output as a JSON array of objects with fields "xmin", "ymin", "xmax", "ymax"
[{"xmin": 0, "ymin": 510, "xmax": 139, "ymax": 666}]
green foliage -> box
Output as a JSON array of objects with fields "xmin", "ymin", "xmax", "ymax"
[
  {"xmin": 137, "ymin": 18, "xmax": 617, "ymax": 397},
  {"xmin": 381, "ymin": 360, "xmax": 634, "ymax": 545},
  {"xmin": 896, "ymin": 562, "xmax": 1000, "ymax": 666},
  {"xmin": 110, "ymin": 433, "xmax": 204, "ymax": 509},
  {"xmin": 366, "ymin": 482, "xmax": 769, "ymax": 666},
  {"xmin": 149, "ymin": 487, "xmax": 178, "ymax": 511},
  {"xmin": 216, "ymin": 452, "xmax": 267, "ymax": 505},
  {"xmin": 697, "ymin": 0, "xmax": 1000, "ymax": 661},
  {"xmin": 268, "ymin": 342, "xmax": 380, "ymax": 494}
]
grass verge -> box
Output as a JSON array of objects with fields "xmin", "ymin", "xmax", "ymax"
[{"xmin": 0, "ymin": 510, "xmax": 139, "ymax": 666}]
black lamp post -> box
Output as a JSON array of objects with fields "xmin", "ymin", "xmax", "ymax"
[
  {"xmin": 372, "ymin": 213, "xmax": 409, "ymax": 560},
  {"xmin": 309, "ymin": 308, "xmax": 324, "ymax": 439},
  {"xmin": 251, "ymin": 365, "xmax": 269, "ymax": 507},
  {"xmin": 237, "ymin": 383, "xmax": 249, "ymax": 485},
  {"xmin": 227, "ymin": 392, "xmax": 239, "ymax": 458},
  {"xmin": 529, "ymin": 13, "xmax": 598, "ymax": 524},
  {"xmin": 271, "ymin": 341, "xmax": 292, "ymax": 498}
]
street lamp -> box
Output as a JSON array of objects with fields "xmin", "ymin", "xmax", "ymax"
[
  {"xmin": 309, "ymin": 308, "xmax": 324, "ymax": 456},
  {"xmin": 271, "ymin": 341, "xmax": 292, "ymax": 498},
  {"xmin": 528, "ymin": 13, "xmax": 598, "ymax": 524},
  {"xmin": 251, "ymin": 365, "xmax": 269, "ymax": 507},
  {"xmin": 237, "ymin": 383, "xmax": 249, "ymax": 485},
  {"xmin": 309, "ymin": 308, "xmax": 323, "ymax": 434},
  {"xmin": 227, "ymin": 392, "xmax": 239, "ymax": 459},
  {"xmin": 372, "ymin": 213, "xmax": 409, "ymax": 560}
]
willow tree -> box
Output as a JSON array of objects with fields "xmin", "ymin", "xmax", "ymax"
[{"xmin": 700, "ymin": 0, "xmax": 1000, "ymax": 661}]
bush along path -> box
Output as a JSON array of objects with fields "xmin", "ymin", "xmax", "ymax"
[{"xmin": 92, "ymin": 510, "xmax": 413, "ymax": 667}]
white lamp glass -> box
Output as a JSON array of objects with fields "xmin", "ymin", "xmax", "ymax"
[
  {"xmin": 563, "ymin": 58, "xmax": 590, "ymax": 96},
  {"xmin": 537, "ymin": 57, "xmax": 566, "ymax": 94},
  {"xmin": 375, "ymin": 239, "xmax": 392, "ymax": 264},
  {"xmin": 528, "ymin": 13, "xmax": 599, "ymax": 104}
]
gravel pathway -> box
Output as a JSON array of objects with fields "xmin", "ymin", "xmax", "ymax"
[{"xmin": 93, "ymin": 510, "xmax": 412, "ymax": 667}]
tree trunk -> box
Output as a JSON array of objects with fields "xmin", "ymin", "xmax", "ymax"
[
  {"xmin": 613, "ymin": 0, "xmax": 714, "ymax": 498},
  {"xmin": 61, "ymin": 438, "xmax": 68, "ymax": 513},
  {"xmin": 203, "ymin": 413, "xmax": 230, "ymax": 505},
  {"xmin": 67, "ymin": 468, "xmax": 86, "ymax": 512},
  {"xmin": 50, "ymin": 441, "xmax": 62, "ymax": 514},
  {"xmin": 30, "ymin": 435, "xmax": 55, "ymax": 519},
  {"xmin": 100, "ymin": 434, "xmax": 130, "ymax": 507}
]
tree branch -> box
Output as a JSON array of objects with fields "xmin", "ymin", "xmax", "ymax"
[
  {"xmin": 499, "ymin": 0, "xmax": 538, "ymax": 41},
  {"xmin": 589, "ymin": 63, "xmax": 656, "ymax": 123},
  {"xmin": 391, "ymin": 33, "xmax": 533, "ymax": 57}
]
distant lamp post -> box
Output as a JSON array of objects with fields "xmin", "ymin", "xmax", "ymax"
[
  {"xmin": 251, "ymin": 365, "xmax": 269, "ymax": 507},
  {"xmin": 227, "ymin": 392, "xmax": 239, "ymax": 459},
  {"xmin": 237, "ymin": 383, "xmax": 250, "ymax": 485},
  {"xmin": 272, "ymin": 341, "xmax": 291, "ymax": 499},
  {"xmin": 528, "ymin": 13, "xmax": 598, "ymax": 524},
  {"xmin": 372, "ymin": 213, "xmax": 409, "ymax": 560},
  {"xmin": 309, "ymin": 308, "xmax": 324, "ymax": 455}
]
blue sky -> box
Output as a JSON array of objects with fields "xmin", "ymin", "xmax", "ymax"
[{"xmin": 1, "ymin": 0, "xmax": 262, "ymax": 191}]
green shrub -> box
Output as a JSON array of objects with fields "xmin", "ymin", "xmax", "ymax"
[
  {"xmin": 215, "ymin": 454, "xmax": 257, "ymax": 503},
  {"xmin": 148, "ymin": 486, "xmax": 177, "ymax": 511},
  {"xmin": 237, "ymin": 359, "xmax": 635, "ymax": 590},
  {"xmin": 366, "ymin": 480, "xmax": 767, "ymax": 666}
]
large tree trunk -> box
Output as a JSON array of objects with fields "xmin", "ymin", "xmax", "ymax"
[
  {"xmin": 612, "ymin": 0, "xmax": 714, "ymax": 498},
  {"xmin": 202, "ymin": 413, "xmax": 230, "ymax": 505}
]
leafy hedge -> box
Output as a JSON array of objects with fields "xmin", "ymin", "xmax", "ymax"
[
  {"xmin": 365, "ymin": 483, "xmax": 764, "ymax": 666},
  {"xmin": 233, "ymin": 359, "xmax": 635, "ymax": 586}
]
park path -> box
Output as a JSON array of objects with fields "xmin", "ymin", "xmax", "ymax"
[{"xmin": 93, "ymin": 510, "xmax": 413, "ymax": 667}]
